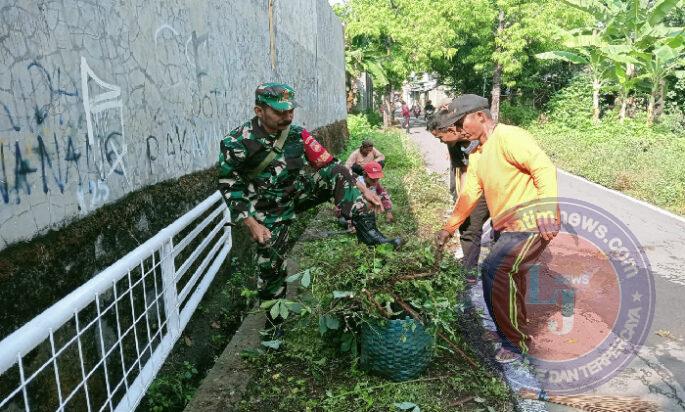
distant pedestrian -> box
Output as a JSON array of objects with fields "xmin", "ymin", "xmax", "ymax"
[
  {"xmin": 424, "ymin": 100, "xmax": 435, "ymax": 120},
  {"xmin": 411, "ymin": 103, "xmax": 421, "ymax": 118},
  {"xmin": 401, "ymin": 101, "xmax": 411, "ymax": 133}
]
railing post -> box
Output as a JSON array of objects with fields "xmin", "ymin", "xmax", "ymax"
[
  {"xmin": 223, "ymin": 208, "xmax": 232, "ymax": 247},
  {"xmin": 160, "ymin": 239, "xmax": 180, "ymax": 339}
]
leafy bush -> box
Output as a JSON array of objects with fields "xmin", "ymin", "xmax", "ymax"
[
  {"xmin": 363, "ymin": 109, "xmax": 383, "ymax": 128},
  {"xmin": 146, "ymin": 362, "xmax": 199, "ymax": 411},
  {"xmin": 544, "ymin": 73, "xmax": 594, "ymax": 128},
  {"xmin": 666, "ymin": 71, "xmax": 685, "ymax": 110},
  {"xmin": 499, "ymin": 101, "xmax": 540, "ymax": 127}
]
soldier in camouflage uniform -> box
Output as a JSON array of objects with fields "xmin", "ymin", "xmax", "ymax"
[{"xmin": 219, "ymin": 83, "xmax": 400, "ymax": 306}]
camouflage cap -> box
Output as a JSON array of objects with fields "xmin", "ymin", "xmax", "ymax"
[{"xmin": 255, "ymin": 82, "xmax": 298, "ymax": 111}]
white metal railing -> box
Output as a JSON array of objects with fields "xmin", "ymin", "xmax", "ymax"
[{"xmin": 0, "ymin": 191, "xmax": 232, "ymax": 411}]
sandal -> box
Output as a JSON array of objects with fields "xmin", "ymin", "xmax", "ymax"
[{"xmin": 495, "ymin": 348, "xmax": 522, "ymax": 364}]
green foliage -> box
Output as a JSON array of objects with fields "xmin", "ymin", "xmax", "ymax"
[
  {"xmin": 499, "ymin": 101, "xmax": 540, "ymax": 127},
  {"xmin": 538, "ymin": 0, "xmax": 685, "ymax": 124},
  {"xmin": 544, "ymin": 73, "xmax": 595, "ymax": 127},
  {"xmin": 146, "ymin": 362, "xmax": 199, "ymax": 412},
  {"xmin": 336, "ymin": 0, "xmax": 461, "ymax": 89},
  {"xmin": 667, "ymin": 68, "xmax": 685, "ymax": 108},
  {"xmin": 296, "ymin": 118, "xmax": 467, "ymax": 345},
  {"xmin": 395, "ymin": 401, "xmax": 421, "ymax": 412},
  {"xmin": 359, "ymin": 108, "xmax": 383, "ymax": 128},
  {"xmin": 533, "ymin": 118, "xmax": 685, "ymax": 214},
  {"xmin": 428, "ymin": 0, "xmax": 588, "ymax": 99},
  {"xmin": 527, "ymin": 80, "xmax": 685, "ymax": 214}
]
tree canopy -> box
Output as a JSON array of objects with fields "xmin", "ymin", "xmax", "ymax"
[{"xmin": 335, "ymin": 0, "xmax": 684, "ymax": 125}]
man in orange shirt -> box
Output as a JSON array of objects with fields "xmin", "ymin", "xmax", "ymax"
[
  {"xmin": 435, "ymin": 94, "xmax": 560, "ymax": 363},
  {"xmin": 428, "ymin": 108, "xmax": 490, "ymax": 281}
]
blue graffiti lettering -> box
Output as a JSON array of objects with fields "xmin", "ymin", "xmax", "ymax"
[
  {"xmin": 0, "ymin": 144, "xmax": 8, "ymax": 203},
  {"xmin": 14, "ymin": 141, "xmax": 37, "ymax": 200},
  {"xmin": 34, "ymin": 134, "xmax": 65, "ymax": 194}
]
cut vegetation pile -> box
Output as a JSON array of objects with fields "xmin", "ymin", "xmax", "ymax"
[{"xmin": 237, "ymin": 115, "xmax": 514, "ymax": 412}]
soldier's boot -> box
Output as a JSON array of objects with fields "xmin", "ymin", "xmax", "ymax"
[{"xmin": 352, "ymin": 214, "xmax": 401, "ymax": 249}]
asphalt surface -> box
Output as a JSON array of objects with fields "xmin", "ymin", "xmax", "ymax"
[{"xmin": 402, "ymin": 117, "xmax": 685, "ymax": 411}]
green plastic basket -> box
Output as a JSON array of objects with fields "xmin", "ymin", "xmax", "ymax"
[{"xmin": 360, "ymin": 317, "xmax": 434, "ymax": 381}]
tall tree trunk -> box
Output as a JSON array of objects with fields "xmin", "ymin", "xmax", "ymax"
[
  {"xmin": 592, "ymin": 78, "xmax": 601, "ymax": 124},
  {"xmin": 382, "ymin": 88, "xmax": 394, "ymax": 128},
  {"xmin": 491, "ymin": 64, "xmax": 502, "ymax": 124},
  {"xmin": 490, "ymin": 9, "xmax": 505, "ymax": 124},
  {"xmin": 619, "ymin": 63, "xmax": 635, "ymax": 123},
  {"xmin": 655, "ymin": 78, "xmax": 666, "ymax": 122},
  {"xmin": 647, "ymin": 89, "xmax": 656, "ymax": 127},
  {"xmin": 619, "ymin": 96, "xmax": 627, "ymax": 123}
]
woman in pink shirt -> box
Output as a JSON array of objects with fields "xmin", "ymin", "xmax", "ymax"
[{"xmin": 401, "ymin": 101, "xmax": 411, "ymax": 133}]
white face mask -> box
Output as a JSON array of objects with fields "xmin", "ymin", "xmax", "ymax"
[{"xmin": 463, "ymin": 140, "xmax": 480, "ymax": 154}]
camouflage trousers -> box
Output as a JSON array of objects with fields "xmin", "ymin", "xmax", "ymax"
[{"xmin": 256, "ymin": 163, "xmax": 369, "ymax": 300}]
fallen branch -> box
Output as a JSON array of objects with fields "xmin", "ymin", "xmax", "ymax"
[
  {"xmin": 392, "ymin": 293, "xmax": 423, "ymax": 320},
  {"xmin": 450, "ymin": 395, "xmax": 474, "ymax": 407},
  {"xmin": 393, "ymin": 294, "xmax": 479, "ymax": 369},
  {"xmin": 362, "ymin": 288, "xmax": 391, "ymax": 318},
  {"xmin": 436, "ymin": 331, "xmax": 479, "ymax": 369}
]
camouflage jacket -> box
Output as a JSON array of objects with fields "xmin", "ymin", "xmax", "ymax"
[{"xmin": 218, "ymin": 117, "xmax": 334, "ymax": 224}]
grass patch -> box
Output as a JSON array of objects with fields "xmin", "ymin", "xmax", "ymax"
[
  {"xmin": 237, "ymin": 115, "xmax": 513, "ymax": 411},
  {"xmin": 529, "ymin": 118, "xmax": 685, "ymax": 215}
]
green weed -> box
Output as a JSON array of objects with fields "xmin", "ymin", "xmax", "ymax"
[{"xmin": 146, "ymin": 362, "xmax": 199, "ymax": 412}]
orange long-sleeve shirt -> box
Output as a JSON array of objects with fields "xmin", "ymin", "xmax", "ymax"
[{"xmin": 443, "ymin": 124, "xmax": 558, "ymax": 234}]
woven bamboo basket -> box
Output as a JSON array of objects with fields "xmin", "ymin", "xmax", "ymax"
[{"xmin": 360, "ymin": 317, "xmax": 434, "ymax": 381}]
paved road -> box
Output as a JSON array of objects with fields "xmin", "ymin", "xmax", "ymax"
[{"xmin": 403, "ymin": 118, "xmax": 685, "ymax": 411}]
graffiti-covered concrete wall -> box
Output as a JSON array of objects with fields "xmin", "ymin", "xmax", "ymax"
[{"xmin": 0, "ymin": 0, "xmax": 346, "ymax": 249}]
